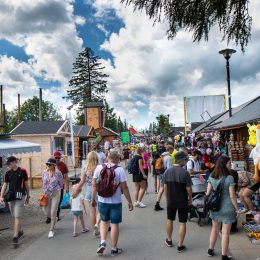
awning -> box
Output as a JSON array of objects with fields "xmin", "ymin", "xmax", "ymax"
[{"xmin": 0, "ymin": 139, "xmax": 41, "ymax": 157}]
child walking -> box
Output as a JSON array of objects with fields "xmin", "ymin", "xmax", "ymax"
[{"xmin": 71, "ymin": 184, "xmax": 89, "ymax": 237}]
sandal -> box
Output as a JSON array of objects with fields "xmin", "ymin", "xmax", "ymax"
[
  {"xmin": 73, "ymin": 232, "xmax": 78, "ymax": 237},
  {"xmin": 82, "ymin": 228, "xmax": 89, "ymax": 233}
]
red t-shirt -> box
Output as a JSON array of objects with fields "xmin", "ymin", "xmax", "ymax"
[{"xmin": 56, "ymin": 161, "xmax": 69, "ymax": 178}]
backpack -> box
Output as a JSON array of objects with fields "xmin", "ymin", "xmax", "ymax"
[
  {"xmin": 97, "ymin": 164, "xmax": 119, "ymax": 198},
  {"xmin": 205, "ymin": 177, "xmax": 225, "ymax": 212},
  {"xmin": 155, "ymin": 157, "xmax": 164, "ymax": 171},
  {"xmin": 128, "ymin": 156, "xmax": 139, "ymax": 175}
]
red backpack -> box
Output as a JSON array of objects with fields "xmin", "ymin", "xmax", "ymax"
[{"xmin": 97, "ymin": 164, "xmax": 119, "ymax": 197}]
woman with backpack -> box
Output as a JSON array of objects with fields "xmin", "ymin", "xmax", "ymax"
[
  {"xmin": 132, "ymin": 147, "xmax": 147, "ymax": 208},
  {"xmin": 73, "ymin": 151, "xmax": 101, "ymax": 236},
  {"xmin": 206, "ymin": 155, "xmax": 240, "ymax": 260}
]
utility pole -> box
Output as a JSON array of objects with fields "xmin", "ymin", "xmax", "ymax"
[{"xmin": 39, "ymin": 88, "xmax": 43, "ymax": 121}]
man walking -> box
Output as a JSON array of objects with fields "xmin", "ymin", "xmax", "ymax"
[
  {"xmin": 187, "ymin": 150, "xmax": 204, "ymax": 175},
  {"xmin": 92, "ymin": 151, "xmax": 133, "ymax": 256},
  {"xmin": 163, "ymin": 151, "xmax": 192, "ymax": 253},
  {"xmin": 0, "ymin": 156, "xmax": 30, "ymax": 246},
  {"xmin": 54, "ymin": 151, "xmax": 69, "ymax": 221}
]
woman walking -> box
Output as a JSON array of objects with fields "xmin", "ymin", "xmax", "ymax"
[
  {"xmin": 42, "ymin": 158, "xmax": 64, "ymax": 239},
  {"xmin": 142, "ymin": 147, "xmax": 150, "ymax": 194},
  {"xmin": 133, "ymin": 147, "xmax": 147, "ymax": 208},
  {"xmin": 74, "ymin": 151, "xmax": 101, "ymax": 236},
  {"xmin": 206, "ymin": 155, "xmax": 240, "ymax": 260}
]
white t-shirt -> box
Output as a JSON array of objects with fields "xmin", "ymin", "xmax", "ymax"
[
  {"xmin": 104, "ymin": 141, "xmax": 110, "ymax": 150},
  {"xmin": 71, "ymin": 193, "xmax": 84, "ymax": 211},
  {"xmin": 187, "ymin": 159, "xmax": 201, "ymax": 172},
  {"xmin": 162, "ymin": 153, "xmax": 172, "ymax": 170},
  {"xmin": 97, "ymin": 152, "xmax": 106, "ymax": 165},
  {"xmin": 93, "ymin": 163, "xmax": 127, "ymax": 204}
]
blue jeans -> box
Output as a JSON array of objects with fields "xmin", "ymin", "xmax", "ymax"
[{"xmin": 98, "ymin": 202, "xmax": 122, "ymax": 224}]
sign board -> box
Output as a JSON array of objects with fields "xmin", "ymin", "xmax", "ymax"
[
  {"xmin": 86, "ymin": 107, "xmax": 100, "ymax": 129},
  {"xmin": 121, "ymin": 132, "xmax": 130, "ymax": 143}
]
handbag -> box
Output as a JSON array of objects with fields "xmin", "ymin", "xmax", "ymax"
[
  {"xmin": 4, "ymin": 191, "xmax": 16, "ymax": 202},
  {"xmin": 38, "ymin": 194, "xmax": 48, "ymax": 207},
  {"xmin": 205, "ymin": 177, "xmax": 226, "ymax": 212}
]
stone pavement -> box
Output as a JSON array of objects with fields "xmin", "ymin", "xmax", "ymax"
[{"xmin": 13, "ymin": 172, "xmax": 255, "ymax": 260}]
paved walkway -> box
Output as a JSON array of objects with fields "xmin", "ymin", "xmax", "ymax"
[{"xmin": 15, "ymin": 173, "xmax": 230, "ymax": 260}]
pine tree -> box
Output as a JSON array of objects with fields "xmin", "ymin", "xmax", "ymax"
[
  {"xmin": 65, "ymin": 47, "xmax": 108, "ymax": 109},
  {"xmin": 117, "ymin": 117, "xmax": 124, "ymax": 133},
  {"xmin": 123, "ymin": 119, "xmax": 128, "ymax": 131}
]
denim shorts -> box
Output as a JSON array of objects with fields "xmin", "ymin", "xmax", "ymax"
[
  {"xmin": 85, "ymin": 185, "xmax": 98, "ymax": 202},
  {"xmin": 98, "ymin": 202, "xmax": 122, "ymax": 224},
  {"xmin": 72, "ymin": 210, "xmax": 83, "ymax": 217}
]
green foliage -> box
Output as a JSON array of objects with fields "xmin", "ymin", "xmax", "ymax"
[
  {"xmin": 74, "ymin": 111, "xmax": 85, "ymax": 125},
  {"xmin": 5, "ymin": 96, "xmax": 62, "ymax": 133},
  {"xmin": 156, "ymin": 114, "xmax": 171, "ymax": 136},
  {"xmin": 65, "ymin": 47, "xmax": 108, "ymax": 109},
  {"xmin": 121, "ymin": 0, "xmax": 252, "ymax": 51}
]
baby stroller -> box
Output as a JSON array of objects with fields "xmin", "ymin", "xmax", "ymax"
[{"xmin": 188, "ymin": 176, "xmax": 210, "ymax": 226}]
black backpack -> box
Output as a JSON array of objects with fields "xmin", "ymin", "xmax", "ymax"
[
  {"xmin": 205, "ymin": 177, "xmax": 226, "ymax": 212},
  {"xmin": 128, "ymin": 156, "xmax": 139, "ymax": 175}
]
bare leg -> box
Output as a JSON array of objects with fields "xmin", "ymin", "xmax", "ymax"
[
  {"xmin": 156, "ymin": 186, "xmax": 164, "ymax": 203},
  {"xmin": 111, "ymin": 224, "xmax": 119, "ymax": 248},
  {"xmin": 73, "ymin": 216, "xmax": 78, "ymax": 234},
  {"xmin": 209, "ymin": 221, "xmax": 221, "ymax": 250},
  {"xmin": 178, "ymin": 223, "xmax": 186, "ymax": 247},
  {"xmin": 243, "ymin": 188, "xmax": 255, "ymax": 211},
  {"xmin": 96, "ymin": 212, "xmax": 101, "ymax": 225},
  {"xmin": 134, "ymin": 183, "xmax": 140, "ymax": 202},
  {"xmin": 154, "ymin": 176, "xmax": 157, "ymax": 190},
  {"xmin": 100, "ymin": 221, "xmax": 109, "ymax": 242},
  {"xmin": 14, "ymin": 218, "xmax": 21, "ymax": 237},
  {"xmin": 89, "ymin": 203, "xmax": 97, "ymax": 228},
  {"xmin": 221, "ymin": 223, "xmax": 232, "ymax": 256},
  {"xmin": 239, "ymin": 188, "xmax": 249, "ymax": 210},
  {"xmin": 166, "ymin": 219, "xmax": 173, "ymax": 241},
  {"xmin": 138, "ymin": 181, "xmax": 146, "ymax": 202},
  {"xmin": 79, "ymin": 215, "xmax": 86, "ymax": 230}
]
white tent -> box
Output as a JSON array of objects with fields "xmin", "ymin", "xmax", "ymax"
[{"xmin": 0, "ymin": 139, "xmax": 41, "ymax": 157}]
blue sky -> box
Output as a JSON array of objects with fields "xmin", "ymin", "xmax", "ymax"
[{"xmin": 0, "ymin": 0, "xmax": 260, "ymax": 129}]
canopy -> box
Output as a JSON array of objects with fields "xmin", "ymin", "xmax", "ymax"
[
  {"xmin": 128, "ymin": 127, "xmax": 143, "ymax": 137},
  {"xmin": 0, "ymin": 139, "xmax": 41, "ymax": 157}
]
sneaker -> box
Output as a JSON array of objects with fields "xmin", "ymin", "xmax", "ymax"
[
  {"xmin": 46, "ymin": 217, "xmax": 51, "ymax": 224},
  {"xmin": 154, "ymin": 203, "xmax": 164, "ymax": 211},
  {"xmin": 97, "ymin": 242, "xmax": 106, "ymax": 255},
  {"xmin": 177, "ymin": 245, "xmax": 186, "ymax": 253},
  {"xmin": 207, "ymin": 249, "xmax": 214, "ymax": 257},
  {"xmin": 18, "ymin": 231, "xmax": 24, "ymax": 239},
  {"xmin": 48, "ymin": 230, "xmax": 54, "ymax": 239},
  {"xmin": 155, "ymin": 190, "xmax": 158, "ymax": 194},
  {"xmin": 165, "ymin": 239, "xmax": 173, "ymax": 247},
  {"xmin": 111, "ymin": 248, "xmax": 123, "ymax": 256},
  {"xmin": 13, "ymin": 237, "xmax": 18, "ymax": 245},
  {"xmin": 134, "ymin": 202, "xmax": 139, "ymax": 207},
  {"xmin": 222, "ymin": 256, "xmax": 232, "ymax": 260},
  {"xmin": 138, "ymin": 202, "xmax": 147, "ymax": 208}
]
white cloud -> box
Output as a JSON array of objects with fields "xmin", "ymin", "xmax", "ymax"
[
  {"xmin": 97, "ymin": 24, "xmax": 109, "ymax": 36},
  {"xmin": 93, "ymin": 0, "xmax": 260, "ymax": 128}
]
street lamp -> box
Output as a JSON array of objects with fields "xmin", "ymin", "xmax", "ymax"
[{"xmin": 219, "ymin": 48, "xmax": 236, "ymax": 117}]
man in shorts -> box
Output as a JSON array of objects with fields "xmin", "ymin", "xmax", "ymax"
[
  {"xmin": 91, "ymin": 151, "xmax": 133, "ymax": 256},
  {"xmin": 163, "ymin": 151, "xmax": 192, "ymax": 253},
  {"xmin": 0, "ymin": 156, "xmax": 30, "ymax": 246}
]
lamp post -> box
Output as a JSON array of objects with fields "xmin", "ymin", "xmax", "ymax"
[{"xmin": 219, "ymin": 48, "xmax": 236, "ymax": 117}]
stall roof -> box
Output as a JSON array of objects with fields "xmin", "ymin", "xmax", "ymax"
[
  {"xmin": 11, "ymin": 121, "xmax": 66, "ymax": 135},
  {"xmin": 73, "ymin": 125, "xmax": 94, "ymax": 138},
  {"xmin": 193, "ymin": 97, "xmax": 259, "ymax": 133},
  {"xmin": 215, "ymin": 97, "xmax": 260, "ymax": 130},
  {"xmin": 96, "ymin": 127, "xmax": 119, "ymax": 137},
  {"xmin": 0, "ymin": 139, "xmax": 41, "ymax": 157}
]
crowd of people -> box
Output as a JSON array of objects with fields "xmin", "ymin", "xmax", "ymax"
[{"xmin": 0, "ymin": 138, "xmax": 259, "ymax": 260}]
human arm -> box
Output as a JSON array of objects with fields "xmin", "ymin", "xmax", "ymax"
[
  {"xmin": 185, "ymin": 173, "xmax": 193, "ymax": 205},
  {"xmin": 24, "ymin": 181, "xmax": 30, "ymax": 204},
  {"xmin": 72, "ymin": 170, "xmax": 87, "ymax": 198},
  {"xmin": 186, "ymin": 186, "xmax": 192, "ymax": 206},
  {"xmin": 138, "ymin": 158, "xmax": 147, "ymax": 179},
  {"xmin": 206, "ymin": 182, "xmax": 212, "ymax": 196},
  {"xmin": 63, "ymin": 164, "xmax": 70, "ymax": 193},
  {"xmin": 81, "ymin": 197, "xmax": 87, "ymax": 214},
  {"xmin": 91, "ymin": 178, "xmax": 97, "ymax": 207},
  {"xmin": 0, "ymin": 182, "xmax": 7, "ymax": 202},
  {"xmin": 121, "ymin": 182, "xmax": 133, "ymax": 211}
]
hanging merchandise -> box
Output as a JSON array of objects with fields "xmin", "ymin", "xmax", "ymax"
[{"xmin": 250, "ymin": 124, "xmax": 260, "ymax": 182}]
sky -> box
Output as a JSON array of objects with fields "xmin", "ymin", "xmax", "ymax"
[{"xmin": 0, "ymin": 0, "xmax": 260, "ymax": 129}]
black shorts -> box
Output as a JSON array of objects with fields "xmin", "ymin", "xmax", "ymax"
[
  {"xmin": 167, "ymin": 207, "xmax": 188, "ymax": 223},
  {"xmin": 249, "ymin": 181, "xmax": 260, "ymax": 192},
  {"xmin": 144, "ymin": 168, "xmax": 149, "ymax": 176},
  {"xmin": 133, "ymin": 173, "xmax": 144, "ymax": 183}
]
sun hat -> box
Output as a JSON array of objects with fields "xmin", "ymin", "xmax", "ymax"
[
  {"xmin": 175, "ymin": 151, "xmax": 189, "ymax": 164},
  {"xmin": 46, "ymin": 158, "xmax": 57, "ymax": 166}
]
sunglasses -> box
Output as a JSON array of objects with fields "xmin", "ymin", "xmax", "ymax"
[{"xmin": 46, "ymin": 163, "xmax": 55, "ymax": 167}]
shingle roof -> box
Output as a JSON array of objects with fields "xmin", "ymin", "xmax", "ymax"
[
  {"xmin": 96, "ymin": 127, "xmax": 119, "ymax": 137},
  {"xmin": 216, "ymin": 97, "xmax": 260, "ymax": 129},
  {"xmin": 11, "ymin": 121, "xmax": 66, "ymax": 135},
  {"xmin": 73, "ymin": 125, "xmax": 92, "ymax": 137}
]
